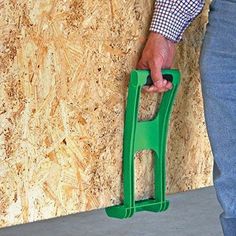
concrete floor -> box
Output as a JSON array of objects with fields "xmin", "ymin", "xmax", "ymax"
[{"xmin": 0, "ymin": 187, "xmax": 223, "ymax": 236}]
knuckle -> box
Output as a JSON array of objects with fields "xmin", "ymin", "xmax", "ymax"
[
  {"xmin": 150, "ymin": 59, "xmax": 160, "ymax": 68},
  {"xmin": 153, "ymin": 56, "xmax": 163, "ymax": 65}
]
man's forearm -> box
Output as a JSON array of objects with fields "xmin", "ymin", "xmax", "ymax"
[{"xmin": 149, "ymin": 0, "xmax": 205, "ymax": 43}]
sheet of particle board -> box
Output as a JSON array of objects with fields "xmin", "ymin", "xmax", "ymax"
[{"xmin": 0, "ymin": 0, "xmax": 213, "ymax": 227}]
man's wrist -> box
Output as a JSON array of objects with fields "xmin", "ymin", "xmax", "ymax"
[{"xmin": 148, "ymin": 31, "xmax": 177, "ymax": 44}]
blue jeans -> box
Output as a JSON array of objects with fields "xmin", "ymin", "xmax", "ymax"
[{"xmin": 199, "ymin": 0, "xmax": 236, "ymax": 235}]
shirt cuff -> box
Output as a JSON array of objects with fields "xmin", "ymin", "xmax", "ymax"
[{"xmin": 149, "ymin": 1, "xmax": 204, "ymax": 43}]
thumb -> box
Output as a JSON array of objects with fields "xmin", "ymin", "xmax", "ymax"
[{"xmin": 149, "ymin": 61, "xmax": 164, "ymax": 88}]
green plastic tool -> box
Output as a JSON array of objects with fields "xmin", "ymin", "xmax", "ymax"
[{"xmin": 105, "ymin": 69, "xmax": 180, "ymax": 219}]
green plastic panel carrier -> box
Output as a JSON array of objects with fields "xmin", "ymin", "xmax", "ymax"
[{"xmin": 105, "ymin": 69, "xmax": 181, "ymax": 219}]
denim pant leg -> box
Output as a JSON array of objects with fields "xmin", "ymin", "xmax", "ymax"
[{"xmin": 199, "ymin": 0, "xmax": 236, "ymax": 235}]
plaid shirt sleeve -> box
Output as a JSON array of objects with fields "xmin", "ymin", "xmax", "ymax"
[{"xmin": 149, "ymin": 0, "xmax": 205, "ymax": 43}]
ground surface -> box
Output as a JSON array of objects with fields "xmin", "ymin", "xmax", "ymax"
[{"xmin": 0, "ymin": 187, "xmax": 222, "ymax": 236}]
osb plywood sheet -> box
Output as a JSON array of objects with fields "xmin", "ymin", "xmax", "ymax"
[{"xmin": 0, "ymin": 0, "xmax": 213, "ymax": 227}]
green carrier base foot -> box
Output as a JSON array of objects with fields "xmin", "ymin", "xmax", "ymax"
[
  {"xmin": 105, "ymin": 69, "xmax": 180, "ymax": 219},
  {"xmin": 105, "ymin": 199, "xmax": 169, "ymax": 219}
]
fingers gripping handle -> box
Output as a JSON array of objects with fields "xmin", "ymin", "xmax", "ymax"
[{"xmin": 145, "ymin": 74, "xmax": 173, "ymax": 86}]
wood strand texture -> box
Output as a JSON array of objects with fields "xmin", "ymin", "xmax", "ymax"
[{"xmin": 0, "ymin": 0, "xmax": 212, "ymax": 227}]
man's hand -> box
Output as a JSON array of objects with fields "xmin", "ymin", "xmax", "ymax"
[{"xmin": 136, "ymin": 32, "xmax": 176, "ymax": 93}]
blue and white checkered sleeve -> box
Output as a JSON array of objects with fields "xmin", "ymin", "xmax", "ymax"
[{"xmin": 149, "ymin": 0, "xmax": 205, "ymax": 43}]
